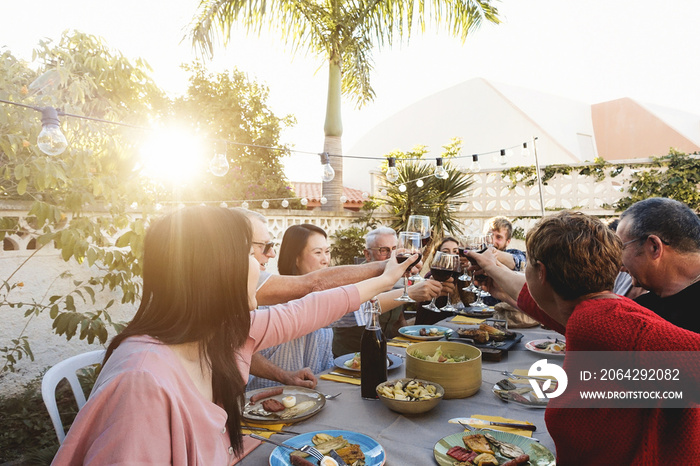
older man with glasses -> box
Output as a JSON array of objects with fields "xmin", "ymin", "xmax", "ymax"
[
  {"xmin": 331, "ymin": 227, "xmax": 443, "ymax": 357},
  {"xmin": 617, "ymin": 197, "xmax": 700, "ymax": 333}
]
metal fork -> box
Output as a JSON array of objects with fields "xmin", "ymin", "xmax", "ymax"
[
  {"xmin": 299, "ymin": 444, "xmax": 325, "ymax": 461},
  {"xmin": 250, "ymin": 434, "xmax": 325, "ymax": 461},
  {"xmin": 320, "ymin": 391, "xmax": 342, "ymax": 400}
]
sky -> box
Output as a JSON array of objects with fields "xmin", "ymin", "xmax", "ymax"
[{"xmin": 3, "ymin": 0, "xmax": 700, "ymax": 190}]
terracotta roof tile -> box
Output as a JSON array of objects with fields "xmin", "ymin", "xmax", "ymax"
[{"xmin": 291, "ymin": 182, "xmax": 365, "ymax": 205}]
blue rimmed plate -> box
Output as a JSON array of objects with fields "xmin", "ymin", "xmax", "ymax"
[
  {"xmin": 398, "ymin": 325, "xmax": 453, "ymax": 341},
  {"xmin": 269, "ymin": 430, "xmax": 386, "ymax": 466},
  {"xmin": 333, "ymin": 352, "xmax": 403, "ymax": 372}
]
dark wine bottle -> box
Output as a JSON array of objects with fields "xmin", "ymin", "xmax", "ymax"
[{"xmin": 360, "ymin": 297, "xmax": 387, "ymax": 399}]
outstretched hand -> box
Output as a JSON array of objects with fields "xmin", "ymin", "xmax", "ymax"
[{"xmin": 279, "ymin": 367, "xmax": 317, "ymax": 389}]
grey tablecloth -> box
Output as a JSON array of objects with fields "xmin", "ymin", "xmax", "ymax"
[{"xmin": 239, "ymin": 319, "xmax": 565, "ymax": 465}]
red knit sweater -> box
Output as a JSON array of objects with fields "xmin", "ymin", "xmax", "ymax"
[{"xmin": 517, "ymin": 284, "xmax": 700, "ymax": 465}]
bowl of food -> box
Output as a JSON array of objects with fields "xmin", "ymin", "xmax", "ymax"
[
  {"xmin": 376, "ymin": 378, "xmax": 444, "ymax": 414},
  {"xmin": 405, "ymin": 341, "xmax": 482, "ymax": 399}
]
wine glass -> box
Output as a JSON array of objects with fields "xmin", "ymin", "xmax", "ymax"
[
  {"xmin": 406, "ymin": 215, "xmax": 431, "ymax": 281},
  {"xmin": 456, "ymin": 235, "xmax": 473, "ymax": 282},
  {"xmin": 476, "ymin": 234, "xmax": 494, "ymax": 299},
  {"xmin": 395, "ymin": 231, "xmax": 422, "ymax": 302},
  {"xmin": 423, "ymin": 252, "xmax": 459, "ymax": 312},
  {"xmin": 460, "ymin": 235, "xmax": 480, "ymax": 292}
]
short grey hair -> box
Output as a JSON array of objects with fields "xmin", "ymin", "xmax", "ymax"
[
  {"xmin": 365, "ymin": 227, "xmax": 397, "ymax": 248},
  {"xmin": 620, "ymin": 197, "xmax": 700, "ymax": 252},
  {"xmin": 231, "ymin": 207, "xmax": 267, "ymax": 224}
]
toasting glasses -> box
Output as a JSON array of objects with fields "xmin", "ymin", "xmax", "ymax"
[
  {"xmin": 395, "ymin": 231, "xmax": 422, "ymax": 302},
  {"xmin": 406, "ymin": 215, "xmax": 431, "ymax": 282},
  {"xmin": 423, "ymin": 252, "xmax": 460, "ymax": 312}
]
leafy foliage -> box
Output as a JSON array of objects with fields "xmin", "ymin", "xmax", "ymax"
[
  {"xmin": 330, "ymin": 199, "xmax": 381, "ymax": 265},
  {"xmin": 615, "ymin": 149, "xmax": 700, "ymax": 211},
  {"xmin": 0, "ymin": 32, "xmax": 296, "ymax": 372},
  {"xmin": 381, "ymin": 140, "xmax": 474, "ymax": 238},
  {"xmin": 171, "ymin": 63, "xmax": 297, "ymax": 208}
]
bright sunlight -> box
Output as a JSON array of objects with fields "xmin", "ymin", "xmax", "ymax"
[{"xmin": 138, "ymin": 128, "xmax": 206, "ymax": 184}]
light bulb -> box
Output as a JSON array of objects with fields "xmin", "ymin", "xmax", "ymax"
[
  {"xmin": 130, "ymin": 202, "xmax": 138, "ymax": 209},
  {"xmin": 156, "ymin": 203, "xmax": 163, "ymax": 210},
  {"xmin": 399, "ymin": 184, "xmax": 407, "ymax": 192},
  {"xmin": 37, "ymin": 107, "xmax": 68, "ymax": 156},
  {"xmin": 261, "ymin": 200, "xmax": 269, "ymax": 209},
  {"xmin": 521, "ymin": 142, "xmax": 530, "ymax": 158},
  {"xmin": 361, "ymin": 192, "xmax": 369, "ymax": 200},
  {"xmin": 339, "ymin": 195, "xmax": 348, "ymax": 203},
  {"xmin": 320, "ymin": 152, "xmax": 335, "ymax": 182},
  {"xmin": 209, "ymin": 153, "xmax": 229, "ymax": 177},
  {"xmin": 434, "ymin": 158, "xmax": 449, "ymax": 179},
  {"xmin": 242, "ymin": 201, "xmax": 249, "ymax": 209},
  {"xmin": 469, "ymin": 154, "xmax": 481, "ymax": 173},
  {"xmin": 300, "ymin": 197, "xmax": 308, "ymax": 206},
  {"xmin": 386, "ymin": 157, "xmax": 400, "ymax": 183},
  {"xmin": 380, "ymin": 188, "xmax": 387, "ymax": 196},
  {"xmin": 320, "ymin": 196, "xmax": 328, "ymax": 205},
  {"xmin": 499, "ymin": 149, "xmax": 508, "ymax": 166},
  {"xmin": 416, "ymin": 179, "xmax": 424, "ymax": 188},
  {"xmin": 281, "ymin": 199, "xmax": 289, "ymax": 208},
  {"xmin": 219, "ymin": 202, "xmax": 228, "ymax": 208}
]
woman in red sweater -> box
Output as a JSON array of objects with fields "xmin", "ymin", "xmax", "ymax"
[{"xmin": 467, "ymin": 211, "xmax": 700, "ymax": 465}]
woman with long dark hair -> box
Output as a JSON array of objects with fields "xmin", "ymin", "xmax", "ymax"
[
  {"xmin": 247, "ymin": 223, "xmax": 334, "ymax": 390},
  {"xmin": 52, "ymin": 207, "xmax": 413, "ymax": 464}
]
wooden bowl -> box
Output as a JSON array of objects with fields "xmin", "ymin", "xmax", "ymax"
[
  {"xmin": 405, "ymin": 341, "xmax": 482, "ymax": 399},
  {"xmin": 376, "ymin": 378, "xmax": 444, "ymax": 414}
]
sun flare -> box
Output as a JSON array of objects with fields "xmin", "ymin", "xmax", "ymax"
[{"xmin": 139, "ymin": 129, "xmax": 206, "ymax": 184}]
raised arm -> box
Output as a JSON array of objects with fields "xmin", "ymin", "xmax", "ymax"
[
  {"xmin": 466, "ymin": 248, "xmax": 525, "ymax": 308},
  {"xmin": 256, "ymin": 261, "xmax": 387, "ymax": 306}
]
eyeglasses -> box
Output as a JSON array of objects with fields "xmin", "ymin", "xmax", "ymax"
[
  {"xmin": 622, "ymin": 236, "xmax": 669, "ymax": 250},
  {"xmin": 252, "ymin": 241, "xmax": 276, "ymax": 255},
  {"xmin": 367, "ymin": 246, "xmax": 396, "ymax": 256}
]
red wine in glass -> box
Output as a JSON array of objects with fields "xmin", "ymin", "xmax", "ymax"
[
  {"xmin": 430, "ymin": 267, "xmax": 453, "ymax": 282},
  {"xmin": 397, "ymin": 252, "xmax": 422, "ymax": 270}
]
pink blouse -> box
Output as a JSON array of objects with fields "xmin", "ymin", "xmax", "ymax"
[{"xmin": 52, "ymin": 285, "xmax": 361, "ymax": 465}]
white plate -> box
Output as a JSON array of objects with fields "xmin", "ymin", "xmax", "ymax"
[
  {"xmin": 333, "ymin": 352, "xmax": 403, "ymax": 372},
  {"xmin": 492, "ymin": 382, "xmax": 549, "ymax": 409},
  {"xmin": 525, "ymin": 338, "xmax": 566, "ymax": 357},
  {"xmin": 433, "ymin": 429, "xmax": 555, "ymax": 466},
  {"xmin": 243, "ymin": 386, "xmax": 325, "ymax": 424},
  {"xmin": 269, "ymin": 430, "xmax": 386, "ymax": 466},
  {"xmin": 398, "ymin": 325, "xmax": 454, "ymax": 341}
]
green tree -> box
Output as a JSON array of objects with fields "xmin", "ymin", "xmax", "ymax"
[
  {"xmin": 189, "ymin": 0, "xmax": 501, "ymax": 210},
  {"xmin": 172, "ymin": 63, "xmax": 298, "ymax": 208},
  {"xmin": 382, "ymin": 139, "xmax": 474, "ymax": 238}
]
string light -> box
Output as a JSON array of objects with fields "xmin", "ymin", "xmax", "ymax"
[
  {"xmin": 499, "ymin": 149, "xmax": 508, "ymax": 166},
  {"xmin": 261, "ymin": 200, "xmax": 269, "ymax": 209},
  {"xmin": 209, "ymin": 152, "xmax": 229, "ymax": 177},
  {"xmin": 219, "ymin": 202, "xmax": 228, "ymax": 208},
  {"xmin": 320, "ymin": 196, "xmax": 328, "ymax": 205},
  {"xmin": 385, "ymin": 157, "xmax": 400, "ymax": 183},
  {"xmin": 339, "ymin": 195, "xmax": 348, "ymax": 204},
  {"xmin": 241, "ymin": 201, "xmax": 249, "ymax": 209},
  {"xmin": 470, "ymin": 154, "xmax": 481, "ymax": 173},
  {"xmin": 320, "ymin": 152, "xmax": 335, "ymax": 182},
  {"xmin": 399, "ymin": 184, "xmax": 407, "ymax": 192},
  {"xmin": 379, "ymin": 188, "xmax": 388, "ymax": 196},
  {"xmin": 37, "ymin": 107, "xmax": 68, "ymax": 156},
  {"xmin": 416, "ymin": 179, "xmax": 424, "ymax": 188},
  {"xmin": 300, "ymin": 198, "xmax": 308, "ymax": 206},
  {"xmin": 434, "ymin": 157, "xmax": 449, "ymax": 179},
  {"xmin": 521, "ymin": 142, "xmax": 530, "ymax": 158},
  {"xmin": 281, "ymin": 199, "xmax": 289, "ymax": 208}
]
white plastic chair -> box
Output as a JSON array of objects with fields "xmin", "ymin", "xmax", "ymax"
[{"xmin": 41, "ymin": 349, "xmax": 106, "ymax": 443}]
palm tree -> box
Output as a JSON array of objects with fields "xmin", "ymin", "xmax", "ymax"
[{"xmin": 189, "ymin": 0, "xmax": 500, "ymax": 210}]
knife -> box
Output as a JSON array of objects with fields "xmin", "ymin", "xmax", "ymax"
[
  {"xmin": 449, "ymin": 417, "xmax": 537, "ymax": 431},
  {"xmin": 242, "ymin": 425, "xmax": 300, "ymax": 435},
  {"xmin": 328, "ymin": 371, "xmax": 361, "ymax": 379}
]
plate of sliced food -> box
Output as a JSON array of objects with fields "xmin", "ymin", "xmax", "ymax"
[
  {"xmin": 398, "ymin": 325, "xmax": 453, "ymax": 341},
  {"xmin": 434, "ymin": 429, "xmax": 555, "ymax": 466},
  {"xmin": 269, "ymin": 430, "xmax": 386, "ymax": 466},
  {"xmin": 244, "ymin": 386, "xmax": 325, "ymax": 424},
  {"xmin": 334, "ymin": 352, "xmax": 403, "ymax": 372},
  {"xmin": 453, "ymin": 323, "xmax": 523, "ymax": 351},
  {"xmin": 525, "ymin": 338, "xmax": 566, "ymax": 357}
]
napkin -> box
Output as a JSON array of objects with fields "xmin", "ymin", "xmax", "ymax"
[
  {"xmin": 470, "ymin": 414, "xmax": 535, "ymax": 438},
  {"xmin": 450, "ymin": 315, "xmax": 486, "ymax": 324},
  {"xmin": 319, "ymin": 373, "xmax": 361, "ymax": 385},
  {"xmin": 387, "ymin": 336, "xmax": 413, "ymax": 348},
  {"xmin": 241, "ymin": 422, "xmax": 289, "ymax": 438}
]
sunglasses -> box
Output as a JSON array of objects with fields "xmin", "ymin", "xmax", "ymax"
[{"xmin": 252, "ymin": 241, "xmax": 277, "ymax": 255}]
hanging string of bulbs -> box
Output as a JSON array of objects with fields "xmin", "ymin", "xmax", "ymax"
[{"xmin": 0, "ymin": 98, "xmax": 537, "ymax": 207}]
